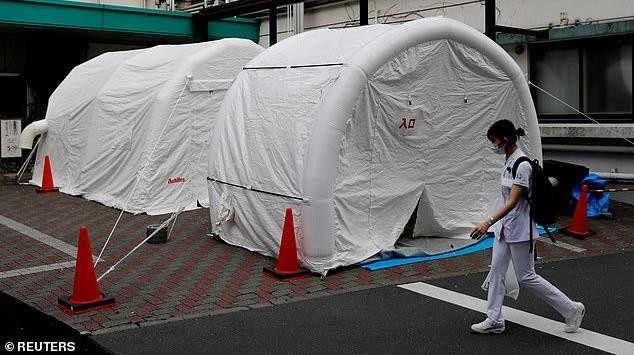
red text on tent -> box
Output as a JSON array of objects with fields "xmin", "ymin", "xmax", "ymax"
[
  {"xmin": 399, "ymin": 118, "xmax": 416, "ymax": 129},
  {"xmin": 167, "ymin": 177, "xmax": 186, "ymax": 184}
]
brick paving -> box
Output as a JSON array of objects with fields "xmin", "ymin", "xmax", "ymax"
[
  {"xmin": 0, "ymin": 184, "xmax": 632, "ymax": 334},
  {"xmin": 0, "ymin": 225, "xmax": 69, "ymax": 271}
]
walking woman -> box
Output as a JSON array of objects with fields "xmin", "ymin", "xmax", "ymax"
[{"xmin": 469, "ymin": 119, "xmax": 585, "ymax": 334}]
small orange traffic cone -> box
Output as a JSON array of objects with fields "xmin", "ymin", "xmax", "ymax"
[
  {"xmin": 58, "ymin": 226, "xmax": 115, "ymax": 314},
  {"xmin": 559, "ymin": 184, "xmax": 596, "ymax": 239},
  {"xmin": 37, "ymin": 155, "xmax": 59, "ymax": 193},
  {"xmin": 263, "ymin": 208, "xmax": 311, "ymax": 280}
]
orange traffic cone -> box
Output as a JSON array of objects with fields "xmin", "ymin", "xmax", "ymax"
[
  {"xmin": 58, "ymin": 226, "xmax": 115, "ymax": 314},
  {"xmin": 263, "ymin": 208, "xmax": 311, "ymax": 280},
  {"xmin": 37, "ymin": 155, "xmax": 59, "ymax": 193},
  {"xmin": 559, "ymin": 184, "xmax": 596, "ymax": 239}
]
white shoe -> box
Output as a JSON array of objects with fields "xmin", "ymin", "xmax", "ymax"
[
  {"xmin": 564, "ymin": 302, "xmax": 585, "ymax": 333},
  {"xmin": 471, "ymin": 319, "xmax": 505, "ymax": 334}
]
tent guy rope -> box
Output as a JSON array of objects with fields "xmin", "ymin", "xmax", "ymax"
[
  {"xmin": 207, "ymin": 177, "xmax": 308, "ymax": 202},
  {"xmin": 97, "ymin": 206, "xmax": 184, "ymax": 282},
  {"xmin": 96, "ymin": 76, "xmax": 210, "ymax": 276},
  {"xmin": 528, "ymin": 80, "xmax": 634, "ymax": 147},
  {"xmin": 95, "ymin": 75, "xmax": 193, "ymax": 268},
  {"xmin": 97, "ymin": 136, "xmax": 206, "ymax": 280}
]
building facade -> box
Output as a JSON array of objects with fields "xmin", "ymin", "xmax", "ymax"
[{"xmin": 1, "ymin": 0, "xmax": 632, "ymax": 177}]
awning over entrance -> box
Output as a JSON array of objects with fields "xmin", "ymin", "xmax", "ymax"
[{"xmin": 0, "ymin": 0, "xmax": 259, "ymax": 42}]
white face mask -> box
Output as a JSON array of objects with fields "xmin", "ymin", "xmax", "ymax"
[{"xmin": 491, "ymin": 142, "xmax": 506, "ymax": 155}]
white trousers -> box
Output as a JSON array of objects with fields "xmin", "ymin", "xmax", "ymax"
[{"xmin": 486, "ymin": 236, "xmax": 577, "ymax": 324}]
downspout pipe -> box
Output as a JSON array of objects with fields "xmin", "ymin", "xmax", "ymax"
[{"xmin": 19, "ymin": 119, "xmax": 48, "ymax": 149}]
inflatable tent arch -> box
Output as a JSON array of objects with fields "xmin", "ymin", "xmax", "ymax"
[
  {"xmin": 208, "ymin": 18, "xmax": 541, "ymax": 273},
  {"xmin": 21, "ymin": 39, "xmax": 263, "ymax": 215}
]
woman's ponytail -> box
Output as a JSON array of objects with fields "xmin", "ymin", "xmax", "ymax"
[{"xmin": 487, "ymin": 120, "xmax": 524, "ymax": 144}]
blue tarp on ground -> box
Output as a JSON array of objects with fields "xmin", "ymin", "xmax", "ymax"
[
  {"xmin": 537, "ymin": 225, "xmax": 558, "ymax": 235},
  {"xmin": 573, "ymin": 173, "xmax": 610, "ymax": 217},
  {"xmin": 361, "ymin": 234, "xmax": 495, "ymax": 271},
  {"xmin": 362, "ymin": 226, "xmax": 559, "ymax": 271}
]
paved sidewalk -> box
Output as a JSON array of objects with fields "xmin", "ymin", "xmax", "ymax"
[{"xmin": 0, "ymin": 184, "xmax": 632, "ymax": 334}]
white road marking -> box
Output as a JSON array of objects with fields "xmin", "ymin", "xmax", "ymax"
[
  {"xmin": 0, "ymin": 214, "xmax": 102, "ymax": 278},
  {"xmin": 0, "ymin": 214, "xmax": 78, "ymax": 257},
  {"xmin": 0, "ymin": 261, "xmax": 76, "ymax": 279},
  {"xmin": 539, "ymin": 238, "xmax": 586, "ymax": 253},
  {"xmin": 399, "ymin": 282, "xmax": 634, "ymax": 355}
]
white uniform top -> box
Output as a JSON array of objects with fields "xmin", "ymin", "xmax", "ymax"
[{"xmin": 494, "ymin": 148, "xmax": 539, "ymax": 243}]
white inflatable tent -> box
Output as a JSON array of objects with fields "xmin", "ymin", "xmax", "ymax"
[
  {"xmin": 21, "ymin": 39, "xmax": 263, "ymax": 215},
  {"xmin": 207, "ymin": 18, "xmax": 541, "ymax": 273}
]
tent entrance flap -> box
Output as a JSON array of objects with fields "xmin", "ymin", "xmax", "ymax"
[
  {"xmin": 385, "ymin": 192, "xmax": 480, "ymax": 259},
  {"xmin": 399, "ymin": 203, "xmax": 418, "ymax": 239}
]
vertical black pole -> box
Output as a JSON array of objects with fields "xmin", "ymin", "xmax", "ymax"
[
  {"xmin": 485, "ymin": 0, "xmax": 495, "ymax": 41},
  {"xmin": 200, "ymin": 17, "xmax": 208, "ymax": 42},
  {"xmin": 192, "ymin": 15, "xmax": 206, "ymax": 42},
  {"xmin": 359, "ymin": 0, "xmax": 368, "ymax": 26},
  {"xmin": 578, "ymin": 46, "xmax": 584, "ymax": 114},
  {"xmin": 269, "ymin": 4, "xmax": 278, "ymax": 46}
]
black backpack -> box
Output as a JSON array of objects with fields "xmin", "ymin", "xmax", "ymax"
[{"xmin": 512, "ymin": 157, "xmax": 557, "ymax": 252}]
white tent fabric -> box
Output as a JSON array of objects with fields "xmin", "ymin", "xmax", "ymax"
[
  {"xmin": 207, "ymin": 18, "xmax": 541, "ymax": 273},
  {"xmin": 29, "ymin": 39, "xmax": 263, "ymax": 215}
]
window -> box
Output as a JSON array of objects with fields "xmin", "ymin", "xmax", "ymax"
[
  {"xmin": 533, "ymin": 47, "xmax": 579, "ymax": 115},
  {"xmin": 530, "ymin": 35, "xmax": 633, "ymax": 122},
  {"xmin": 584, "ymin": 39, "xmax": 632, "ymax": 114}
]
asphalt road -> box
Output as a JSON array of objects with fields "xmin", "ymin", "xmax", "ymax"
[
  {"xmin": 91, "ymin": 251, "xmax": 633, "ymax": 354},
  {"xmin": 0, "ymin": 292, "xmax": 110, "ymax": 353}
]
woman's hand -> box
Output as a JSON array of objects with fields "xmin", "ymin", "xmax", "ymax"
[
  {"xmin": 469, "ymin": 185, "xmax": 523, "ymax": 239},
  {"xmin": 470, "ymin": 220, "xmax": 491, "ymax": 239}
]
